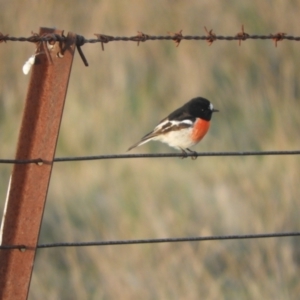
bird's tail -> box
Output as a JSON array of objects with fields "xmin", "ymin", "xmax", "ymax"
[{"xmin": 127, "ymin": 132, "xmax": 156, "ymax": 152}]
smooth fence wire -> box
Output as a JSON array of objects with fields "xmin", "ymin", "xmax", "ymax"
[
  {"xmin": 0, "ymin": 150, "xmax": 300, "ymax": 164},
  {"xmin": 0, "ymin": 149, "xmax": 299, "ymax": 251},
  {"xmin": 1, "ymin": 231, "xmax": 300, "ymax": 250}
]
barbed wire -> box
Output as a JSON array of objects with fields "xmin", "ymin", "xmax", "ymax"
[
  {"xmin": 1, "ymin": 29, "xmax": 298, "ymax": 46},
  {"xmin": 1, "ymin": 231, "xmax": 299, "ymax": 251},
  {"xmin": 1, "ymin": 27, "xmax": 297, "ymax": 66},
  {"xmin": 0, "ymin": 150, "xmax": 299, "ymax": 165}
]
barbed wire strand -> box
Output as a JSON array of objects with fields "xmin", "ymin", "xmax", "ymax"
[
  {"xmin": 0, "ymin": 150, "xmax": 299, "ymax": 164},
  {"xmin": 0, "ymin": 28, "xmax": 295, "ymax": 65},
  {"xmin": 1, "ymin": 231, "xmax": 299, "ymax": 250},
  {"xmin": 1, "ymin": 33, "xmax": 300, "ymax": 44}
]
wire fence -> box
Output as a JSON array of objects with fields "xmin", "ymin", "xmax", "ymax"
[
  {"xmin": 0, "ymin": 148, "xmax": 299, "ymax": 250},
  {"xmin": 0, "ymin": 150, "xmax": 300, "ymax": 164},
  {"xmin": 1, "ymin": 29, "xmax": 299, "ymax": 45},
  {"xmin": 1, "ymin": 27, "xmax": 299, "ymax": 66},
  {"xmin": 1, "ymin": 25, "xmax": 300, "ymax": 299},
  {"xmin": 1, "ymin": 231, "xmax": 300, "ymax": 251},
  {"xmin": 0, "ymin": 27, "xmax": 299, "ymax": 273}
]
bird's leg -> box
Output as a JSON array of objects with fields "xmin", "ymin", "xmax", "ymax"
[
  {"xmin": 187, "ymin": 148, "xmax": 198, "ymax": 160},
  {"xmin": 180, "ymin": 148, "xmax": 188, "ymax": 159}
]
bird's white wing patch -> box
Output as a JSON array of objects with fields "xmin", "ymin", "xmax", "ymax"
[
  {"xmin": 176, "ymin": 120, "xmax": 193, "ymax": 126},
  {"xmin": 154, "ymin": 119, "xmax": 193, "ymax": 133},
  {"xmin": 153, "ymin": 119, "xmax": 170, "ymax": 131}
]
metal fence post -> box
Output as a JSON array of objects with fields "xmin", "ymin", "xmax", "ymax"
[{"xmin": 0, "ymin": 27, "xmax": 76, "ymax": 299}]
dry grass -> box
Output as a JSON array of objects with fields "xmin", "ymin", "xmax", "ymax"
[{"xmin": 1, "ymin": 0, "xmax": 300, "ymax": 299}]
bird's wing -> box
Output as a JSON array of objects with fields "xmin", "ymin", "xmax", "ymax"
[{"xmin": 127, "ymin": 118, "xmax": 193, "ymax": 151}]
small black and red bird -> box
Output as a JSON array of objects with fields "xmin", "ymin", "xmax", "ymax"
[{"xmin": 127, "ymin": 97, "xmax": 218, "ymax": 157}]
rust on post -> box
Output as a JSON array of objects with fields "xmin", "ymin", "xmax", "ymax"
[{"xmin": 0, "ymin": 27, "xmax": 76, "ymax": 299}]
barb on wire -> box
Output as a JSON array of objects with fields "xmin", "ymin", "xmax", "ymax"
[
  {"xmin": 0, "ymin": 150, "xmax": 300, "ymax": 164},
  {"xmin": 0, "ymin": 32, "xmax": 9, "ymax": 43},
  {"xmin": 204, "ymin": 26, "xmax": 216, "ymax": 46},
  {"xmin": 236, "ymin": 25, "xmax": 249, "ymax": 46},
  {"xmin": 271, "ymin": 32, "xmax": 286, "ymax": 47},
  {"xmin": 133, "ymin": 31, "xmax": 150, "ymax": 46},
  {"xmin": 1, "ymin": 231, "xmax": 299, "ymax": 250},
  {"xmin": 94, "ymin": 34, "xmax": 115, "ymax": 51},
  {"xmin": 168, "ymin": 30, "xmax": 183, "ymax": 47}
]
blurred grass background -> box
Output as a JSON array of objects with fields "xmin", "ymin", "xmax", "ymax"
[{"xmin": 1, "ymin": 0, "xmax": 300, "ymax": 299}]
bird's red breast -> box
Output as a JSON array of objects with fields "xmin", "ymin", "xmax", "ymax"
[{"xmin": 191, "ymin": 118, "xmax": 210, "ymax": 142}]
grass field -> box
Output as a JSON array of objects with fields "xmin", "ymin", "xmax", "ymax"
[{"xmin": 1, "ymin": 1, "xmax": 300, "ymax": 299}]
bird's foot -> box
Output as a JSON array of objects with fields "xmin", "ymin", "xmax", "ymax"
[
  {"xmin": 187, "ymin": 148, "xmax": 198, "ymax": 160},
  {"xmin": 180, "ymin": 148, "xmax": 188, "ymax": 159}
]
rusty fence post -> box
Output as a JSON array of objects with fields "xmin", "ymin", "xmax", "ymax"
[{"xmin": 0, "ymin": 27, "xmax": 76, "ymax": 299}]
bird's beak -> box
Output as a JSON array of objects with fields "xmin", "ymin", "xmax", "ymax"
[{"xmin": 213, "ymin": 109, "xmax": 219, "ymax": 112}]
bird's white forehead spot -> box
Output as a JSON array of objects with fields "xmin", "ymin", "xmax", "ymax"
[{"xmin": 209, "ymin": 103, "xmax": 214, "ymax": 111}]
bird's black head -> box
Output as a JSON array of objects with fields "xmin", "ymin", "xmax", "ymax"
[{"xmin": 185, "ymin": 97, "xmax": 219, "ymax": 121}]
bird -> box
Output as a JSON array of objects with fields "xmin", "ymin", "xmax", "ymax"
[{"xmin": 127, "ymin": 97, "xmax": 219, "ymax": 158}]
